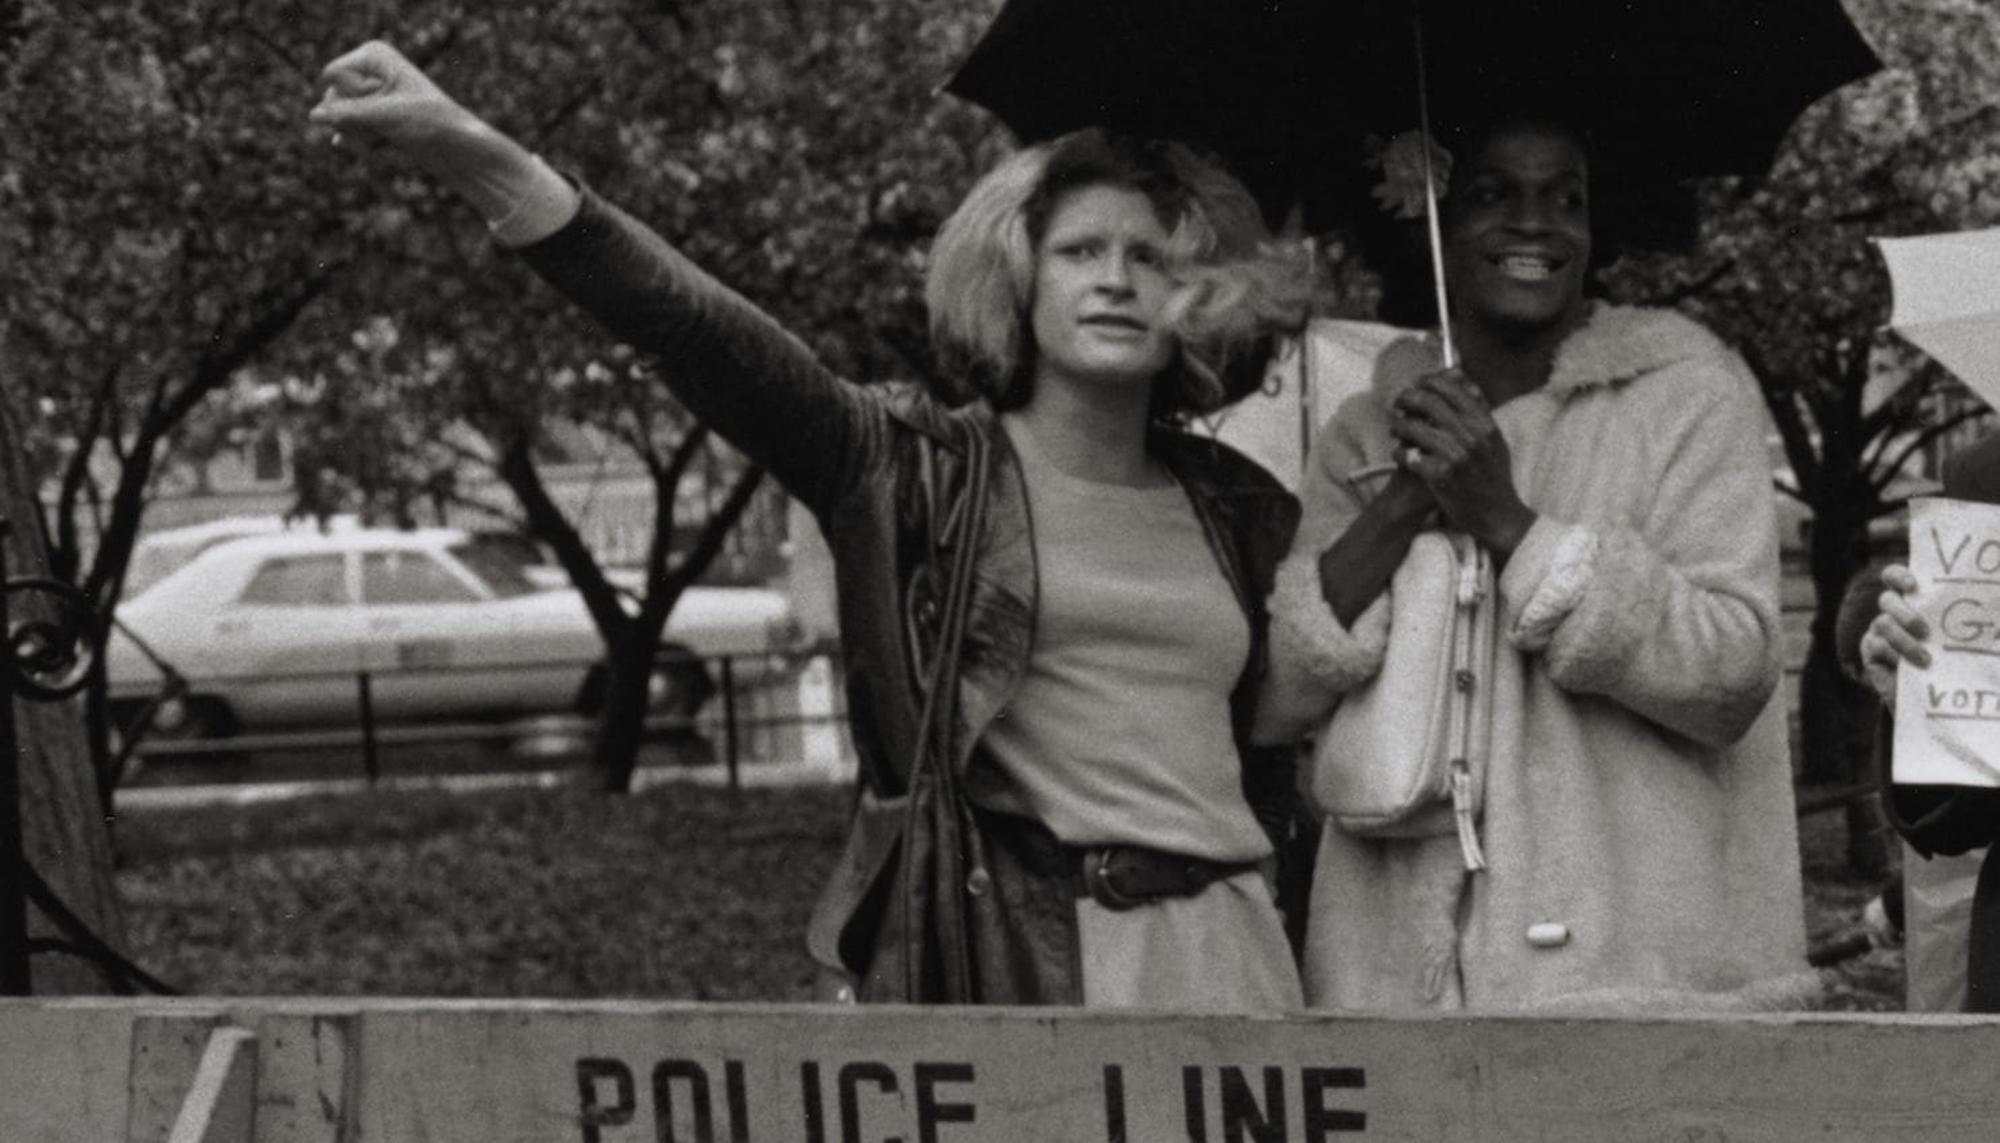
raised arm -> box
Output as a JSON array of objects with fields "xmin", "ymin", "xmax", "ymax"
[{"xmin": 311, "ymin": 41, "xmax": 888, "ymax": 513}]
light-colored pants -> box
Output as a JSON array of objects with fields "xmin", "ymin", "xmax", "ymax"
[
  {"xmin": 1905, "ymin": 841, "xmax": 1988, "ymax": 1012},
  {"xmin": 1077, "ymin": 870, "xmax": 1303, "ymax": 1015}
]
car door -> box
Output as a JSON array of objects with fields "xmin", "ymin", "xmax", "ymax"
[
  {"xmin": 361, "ymin": 542, "xmax": 605, "ymax": 722},
  {"xmin": 355, "ymin": 546, "xmax": 493, "ymax": 721},
  {"xmin": 222, "ymin": 551, "xmax": 368, "ymax": 725}
]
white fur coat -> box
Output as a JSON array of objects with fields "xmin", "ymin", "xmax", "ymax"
[{"xmin": 1258, "ymin": 304, "xmax": 1818, "ymax": 1012}]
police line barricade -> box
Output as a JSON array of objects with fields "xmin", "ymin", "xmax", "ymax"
[{"xmin": 6, "ymin": 997, "xmax": 2000, "ymax": 1142}]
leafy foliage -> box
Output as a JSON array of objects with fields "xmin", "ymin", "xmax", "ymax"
[
  {"xmin": 1600, "ymin": 0, "xmax": 2000, "ymax": 796},
  {"xmin": 2, "ymin": 0, "xmax": 1006, "ymax": 786}
]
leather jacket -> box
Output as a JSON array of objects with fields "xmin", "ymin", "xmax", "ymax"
[{"xmin": 522, "ymin": 190, "xmax": 1304, "ymax": 1004}]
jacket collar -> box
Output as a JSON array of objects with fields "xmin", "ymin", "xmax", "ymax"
[
  {"xmin": 1543, "ymin": 303, "xmax": 1732, "ymax": 398},
  {"xmin": 1376, "ymin": 303, "xmax": 1732, "ymax": 403}
]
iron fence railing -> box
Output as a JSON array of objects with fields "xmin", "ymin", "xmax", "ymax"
[
  {"xmin": 1, "ymin": 516, "xmax": 177, "ymax": 996},
  {"xmin": 116, "ymin": 642, "xmax": 854, "ymax": 793}
]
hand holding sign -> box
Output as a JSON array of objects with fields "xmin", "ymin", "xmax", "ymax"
[
  {"xmin": 1892, "ymin": 497, "xmax": 2000, "ymax": 786},
  {"xmin": 1861, "ymin": 564, "xmax": 1929, "ymax": 705}
]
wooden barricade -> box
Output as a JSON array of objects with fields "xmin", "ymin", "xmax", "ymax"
[{"xmin": 5, "ymin": 997, "xmax": 1998, "ymax": 1142}]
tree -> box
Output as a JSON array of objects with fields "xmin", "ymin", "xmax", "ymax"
[
  {"xmin": 4, "ymin": 0, "xmax": 1007, "ymax": 791},
  {"xmin": 0, "ymin": 342, "xmax": 125, "ymax": 994},
  {"xmin": 1604, "ymin": 0, "xmax": 2000, "ymax": 868},
  {"xmin": 250, "ymin": 319, "xmax": 779, "ymax": 792},
  {"xmin": 0, "ymin": 0, "xmax": 407, "ymax": 790},
  {"xmin": 258, "ymin": 0, "xmax": 1007, "ymax": 788}
]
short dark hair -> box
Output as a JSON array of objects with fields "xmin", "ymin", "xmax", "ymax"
[{"xmin": 1359, "ymin": 103, "xmax": 1695, "ymax": 328}]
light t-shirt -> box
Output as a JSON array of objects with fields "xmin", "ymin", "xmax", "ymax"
[{"xmin": 975, "ymin": 418, "xmax": 1272, "ymax": 864}]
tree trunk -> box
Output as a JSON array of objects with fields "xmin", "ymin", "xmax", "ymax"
[
  {"xmin": 0, "ymin": 377, "xmax": 126, "ymax": 994},
  {"xmin": 591, "ymin": 638, "xmax": 658, "ymax": 794},
  {"xmin": 1798, "ymin": 500, "xmax": 1890, "ymax": 875}
]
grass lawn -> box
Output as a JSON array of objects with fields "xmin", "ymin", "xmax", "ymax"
[
  {"xmin": 112, "ymin": 777, "xmax": 1905, "ymax": 1009},
  {"xmin": 115, "ymin": 780, "xmax": 852, "ymax": 1000}
]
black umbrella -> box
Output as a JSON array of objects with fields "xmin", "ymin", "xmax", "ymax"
[
  {"xmin": 946, "ymin": 0, "xmax": 1883, "ymax": 615},
  {"xmin": 944, "ymin": 0, "xmax": 1882, "ymax": 231}
]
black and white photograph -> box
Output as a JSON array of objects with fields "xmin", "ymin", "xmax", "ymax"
[{"xmin": 4, "ymin": 0, "xmax": 2000, "ymax": 1138}]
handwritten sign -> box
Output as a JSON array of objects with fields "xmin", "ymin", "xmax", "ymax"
[{"xmin": 1896, "ymin": 497, "xmax": 2000, "ymax": 786}]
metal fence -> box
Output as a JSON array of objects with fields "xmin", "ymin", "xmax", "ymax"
[{"xmin": 117, "ymin": 642, "xmax": 855, "ymax": 794}]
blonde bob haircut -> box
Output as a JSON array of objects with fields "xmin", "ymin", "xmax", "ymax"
[{"xmin": 925, "ymin": 129, "xmax": 1311, "ymax": 418}]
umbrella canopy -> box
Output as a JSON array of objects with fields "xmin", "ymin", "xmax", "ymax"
[
  {"xmin": 944, "ymin": 0, "xmax": 1882, "ymax": 229},
  {"xmin": 1878, "ymin": 226, "xmax": 2000, "ymax": 412}
]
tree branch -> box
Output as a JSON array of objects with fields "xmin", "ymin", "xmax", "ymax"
[
  {"xmin": 495, "ymin": 436, "xmax": 630, "ymax": 638},
  {"xmin": 1761, "ymin": 383, "xmax": 1823, "ymax": 504},
  {"xmin": 52, "ymin": 360, "xmax": 122, "ymax": 580},
  {"xmin": 629, "ymin": 425, "xmax": 714, "ymax": 622},
  {"xmin": 437, "ymin": 486, "xmax": 526, "ymax": 531},
  {"xmin": 1869, "ymin": 406, "xmax": 1990, "ymax": 494},
  {"xmin": 1772, "ymin": 476, "xmax": 1810, "ymax": 507},
  {"xmin": 1858, "ymin": 366, "xmax": 1942, "ymax": 442},
  {"xmin": 659, "ymin": 465, "xmax": 766, "ymax": 609},
  {"xmin": 159, "ymin": 262, "xmax": 343, "ymax": 428},
  {"xmin": 1645, "ymin": 257, "xmax": 1738, "ymax": 308}
]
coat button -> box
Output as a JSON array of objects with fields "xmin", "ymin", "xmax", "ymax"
[
  {"xmin": 966, "ymin": 868, "xmax": 992, "ymax": 897},
  {"xmin": 1527, "ymin": 922, "xmax": 1570, "ymax": 949}
]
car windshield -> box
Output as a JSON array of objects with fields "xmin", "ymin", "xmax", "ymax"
[
  {"xmin": 127, "ymin": 531, "xmax": 268, "ymax": 598},
  {"xmin": 449, "ymin": 540, "xmax": 541, "ymax": 599}
]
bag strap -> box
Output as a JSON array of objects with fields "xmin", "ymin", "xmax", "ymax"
[
  {"xmin": 898, "ymin": 419, "xmax": 993, "ymax": 1000},
  {"xmin": 1445, "ymin": 535, "xmax": 1491, "ymax": 872}
]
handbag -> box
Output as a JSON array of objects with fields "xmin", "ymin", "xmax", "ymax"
[
  {"xmin": 894, "ymin": 421, "xmax": 994, "ymax": 1002},
  {"xmin": 810, "ymin": 420, "xmax": 994, "ymax": 1004},
  {"xmin": 1308, "ymin": 528, "xmax": 1496, "ymax": 871}
]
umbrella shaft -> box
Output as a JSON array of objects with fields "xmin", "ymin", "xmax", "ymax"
[{"xmin": 1411, "ymin": 0, "xmax": 1455, "ymax": 368}]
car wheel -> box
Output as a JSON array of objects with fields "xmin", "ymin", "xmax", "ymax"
[
  {"xmin": 143, "ymin": 694, "xmax": 235, "ymax": 743},
  {"xmin": 578, "ymin": 651, "xmax": 717, "ymax": 725},
  {"xmin": 574, "ymin": 664, "xmax": 608, "ymax": 716},
  {"xmin": 650, "ymin": 649, "xmax": 716, "ymax": 725}
]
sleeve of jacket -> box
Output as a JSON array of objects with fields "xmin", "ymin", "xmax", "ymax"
[
  {"xmin": 1497, "ymin": 357, "xmax": 1781, "ymax": 749},
  {"xmin": 1251, "ymin": 395, "xmax": 1392, "ymax": 745},
  {"xmin": 516, "ymin": 187, "xmax": 889, "ymax": 517}
]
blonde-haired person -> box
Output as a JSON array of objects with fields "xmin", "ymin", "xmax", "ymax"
[{"xmin": 312, "ymin": 42, "xmax": 1314, "ymax": 1011}]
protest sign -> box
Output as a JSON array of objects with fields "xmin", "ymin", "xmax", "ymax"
[{"xmin": 1895, "ymin": 496, "xmax": 2000, "ymax": 786}]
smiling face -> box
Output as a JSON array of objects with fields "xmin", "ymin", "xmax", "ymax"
[
  {"xmin": 1027, "ymin": 183, "xmax": 1180, "ymax": 395},
  {"xmin": 1441, "ymin": 120, "xmax": 1592, "ymax": 338}
]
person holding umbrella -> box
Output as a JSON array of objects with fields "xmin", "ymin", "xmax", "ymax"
[
  {"xmin": 1253, "ymin": 102, "xmax": 1817, "ymax": 1011},
  {"xmin": 309, "ymin": 42, "xmax": 1317, "ymax": 1011}
]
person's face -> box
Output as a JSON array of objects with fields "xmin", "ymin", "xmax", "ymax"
[
  {"xmin": 1441, "ymin": 121, "xmax": 1592, "ymax": 336},
  {"xmin": 1028, "ymin": 184, "xmax": 1180, "ymax": 392}
]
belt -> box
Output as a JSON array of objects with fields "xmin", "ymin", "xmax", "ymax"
[
  {"xmin": 970, "ymin": 804, "xmax": 1256, "ymax": 912},
  {"xmin": 1078, "ymin": 845, "xmax": 1257, "ymax": 911}
]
